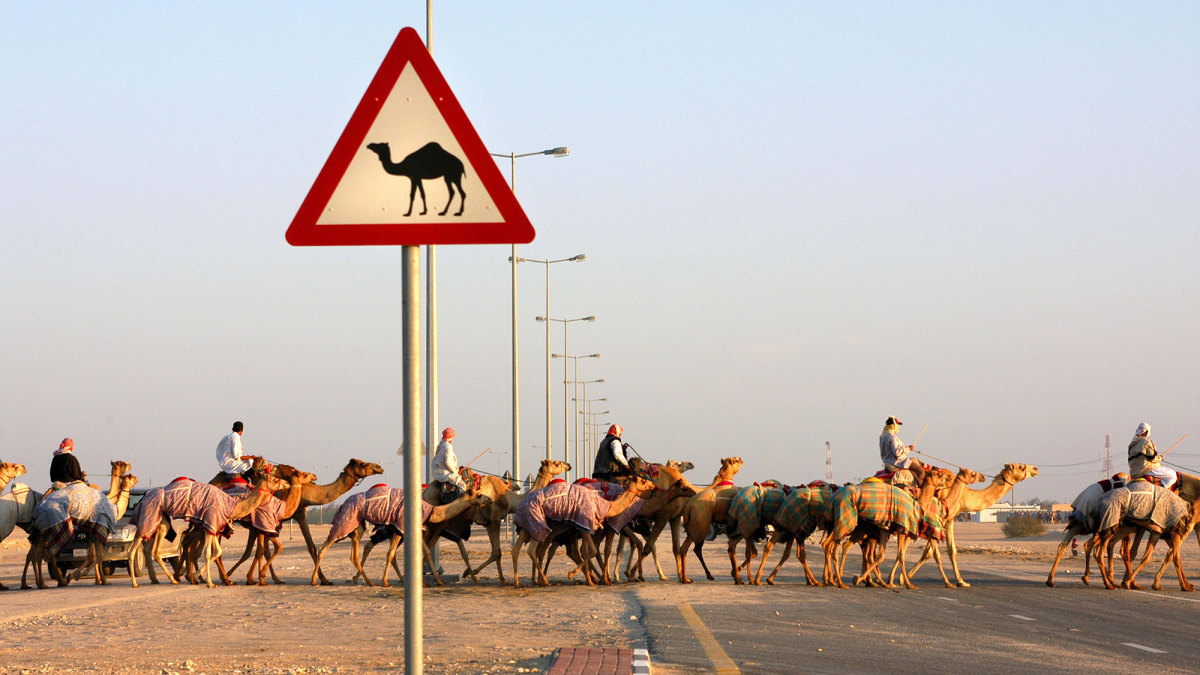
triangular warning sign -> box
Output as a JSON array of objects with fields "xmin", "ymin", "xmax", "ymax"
[{"xmin": 286, "ymin": 27, "xmax": 534, "ymax": 246}]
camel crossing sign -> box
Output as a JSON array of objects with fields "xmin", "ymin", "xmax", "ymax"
[{"xmin": 286, "ymin": 27, "xmax": 534, "ymax": 246}]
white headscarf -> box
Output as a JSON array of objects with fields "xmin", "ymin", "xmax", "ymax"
[{"xmin": 1136, "ymin": 422, "xmax": 1151, "ymax": 437}]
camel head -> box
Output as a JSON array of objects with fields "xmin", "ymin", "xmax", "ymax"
[
  {"xmin": 999, "ymin": 463, "xmax": 1039, "ymax": 483},
  {"xmin": 925, "ymin": 467, "xmax": 954, "ymax": 490},
  {"xmin": 275, "ymin": 464, "xmax": 318, "ymax": 487},
  {"xmin": 956, "ymin": 467, "xmax": 987, "ymax": 485},
  {"xmin": 538, "ymin": 459, "xmax": 571, "ymax": 478},
  {"xmin": 0, "ymin": 462, "xmax": 27, "ymax": 481},
  {"xmin": 345, "ymin": 458, "xmax": 385, "ymax": 480},
  {"xmin": 366, "ymin": 141, "xmax": 390, "ymax": 159},
  {"xmin": 716, "ymin": 457, "xmax": 744, "ymax": 481},
  {"xmin": 118, "ymin": 474, "xmax": 138, "ymax": 491},
  {"xmin": 666, "ymin": 460, "xmax": 695, "ymax": 473},
  {"xmin": 110, "ymin": 460, "xmax": 132, "ymax": 477},
  {"xmin": 625, "ymin": 475, "xmax": 657, "ymax": 495}
]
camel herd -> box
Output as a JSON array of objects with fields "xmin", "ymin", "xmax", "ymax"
[{"xmin": 4, "ymin": 452, "xmax": 1198, "ymax": 593}]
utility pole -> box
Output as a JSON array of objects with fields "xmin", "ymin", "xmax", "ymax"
[
  {"xmin": 825, "ymin": 441, "xmax": 833, "ymax": 483},
  {"xmin": 1101, "ymin": 434, "xmax": 1112, "ymax": 480}
]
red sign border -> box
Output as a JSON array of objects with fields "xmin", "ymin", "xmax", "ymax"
[{"xmin": 286, "ymin": 27, "xmax": 534, "ymax": 246}]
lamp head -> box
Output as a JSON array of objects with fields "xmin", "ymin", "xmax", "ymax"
[
  {"xmin": 570, "ymin": 254, "xmax": 587, "ymax": 262},
  {"xmin": 545, "ymin": 147, "xmax": 570, "ymax": 157}
]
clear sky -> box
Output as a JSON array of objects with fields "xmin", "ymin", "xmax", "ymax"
[{"xmin": 3, "ymin": 3, "xmax": 1197, "ymax": 502}]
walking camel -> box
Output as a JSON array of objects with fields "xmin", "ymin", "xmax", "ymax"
[
  {"xmin": 1, "ymin": 461, "xmax": 28, "ymax": 493},
  {"xmin": 1045, "ymin": 475, "xmax": 1129, "ymax": 587},
  {"xmin": 751, "ymin": 481, "xmax": 838, "ymax": 586},
  {"xmin": 675, "ymin": 456, "xmax": 744, "ymax": 583},
  {"xmin": 906, "ymin": 462, "xmax": 1039, "ymax": 587},
  {"xmin": 365, "ymin": 141, "xmax": 466, "ymax": 217},
  {"xmin": 219, "ymin": 465, "xmax": 318, "ymax": 585},
  {"xmin": 1090, "ymin": 481, "xmax": 1196, "ymax": 591}
]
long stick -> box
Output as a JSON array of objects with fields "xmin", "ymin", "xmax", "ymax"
[
  {"xmin": 464, "ymin": 447, "xmax": 492, "ymax": 467},
  {"xmin": 911, "ymin": 424, "xmax": 928, "ymax": 447},
  {"xmin": 1161, "ymin": 434, "xmax": 1189, "ymax": 456}
]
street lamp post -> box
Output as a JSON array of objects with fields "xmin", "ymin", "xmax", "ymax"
[
  {"xmin": 538, "ymin": 316, "xmax": 595, "ymax": 478},
  {"xmin": 491, "ymin": 147, "xmax": 569, "ymax": 488},
  {"xmin": 513, "ymin": 254, "xmax": 586, "ymax": 464},
  {"xmin": 575, "ymin": 395, "xmax": 607, "ymax": 469},
  {"xmin": 558, "ymin": 363, "xmax": 602, "ymax": 478}
]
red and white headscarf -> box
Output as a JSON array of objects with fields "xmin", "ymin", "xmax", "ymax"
[{"xmin": 54, "ymin": 438, "xmax": 74, "ymax": 455}]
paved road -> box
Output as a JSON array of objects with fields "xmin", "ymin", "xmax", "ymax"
[{"xmin": 625, "ymin": 552, "xmax": 1200, "ymax": 674}]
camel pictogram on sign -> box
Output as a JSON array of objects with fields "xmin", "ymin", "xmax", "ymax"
[{"xmin": 365, "ymin": 141, "xmax": 466, "ymax": 217}]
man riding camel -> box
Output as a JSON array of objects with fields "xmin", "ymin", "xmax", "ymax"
[
  {"xmin": 216, "ymin": 421, "xmax": 259, "ymax": 481},
  {"xmin": 592, "ymin": 424, "xmax": 632, "ymax": 482},
  {"xmin": 1129, "ymin": 422, "xmax": 1176, "ymax": 489},
  {"xmin": 880, "ymin": 416, "xmax": 927, "ymax": 485},
  {"xmin": 431, "ymin": 427, "xmax": 468, "ymax": 504}
]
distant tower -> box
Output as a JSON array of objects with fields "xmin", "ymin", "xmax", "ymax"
[
  {"xmin": 825, "ymin": 441, "xmax": 833, "ymax": 482},
  {"xmin": 1100, "ymin": 434, "xmax": 1112, "ymax": 479}
]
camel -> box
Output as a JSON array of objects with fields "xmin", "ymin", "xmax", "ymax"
[
  {"xmin": 552, "ymin": 466, "xmax": 698, "ymax": 584},
  {"xmin": 674, "ymin": 457, "xmax": 745, "ymax": 584},
  {"xmin": 516, "ymin": 475, "xmax": 657, "ymax": 587},
  {"xmin": 104, "ymin": 461, "xmax": 132, "ymax": 501},
  {"xmin": 906, "ymin": 462, "xmax": 1039, "ymax": 587},
  {"xmin": 751, "ymin": 482, "xmax": 838, "ymax": 586},
  {"xmin": 1044, "ymin": 475, "xmax": 1130, "ymax": 587},
  {"xmin": 28, "ymin": 481, "xmax": 118, "ymax": 588},
  {"xmin": 619, "ymin": 465, "xmax": 703, "ymax": 582},
  {"xmin": 822, "ymin": 469, "xmax": 951, "ymax": 589},
  {"xmin": 216, "ymin": 465, "xmax": 318, "ymax": 585},
  {"xmin": 67, "ymin": 473, "xmax": 139, "ymax": 582},
  {"xmin": 418, "ymin": 458, "xmax": 572, "ymax": 585},
  {"xmin": 1, "ymin": 483, "xmax": 41, "ymax": 590},
  {"xmin": 127, "ymin": 459, "xmax": 282, "ymax": 587},
  {"xmin": 310, "ymin": 484, "xmax": 488, "ymax": 587},
  {"xmin": 0, "ymin": 462, "xmax": 27, "ymax": 493},
  {"xmin": 723, "ymin": 484, "xmax": 790, "ymax": 585},
  {"xmin": 258, "ymin": 458, "xmax": 385, "ymax": 586},
  {"xmin": 365, "ymin": 141, "xmax": 466, "ymax": 217},
  {"xmin": 1090, "ymin": 481, "xmax": 1196, "ymax": 591}
]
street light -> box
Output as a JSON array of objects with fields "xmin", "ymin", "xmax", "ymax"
[
  {"xmin": 559, "ymin": 362, "xmax": 602, "ymax": 478},
  {"xmin": 511, "ymin": 254, "xmax": 586, "ymax": 464},
  {"xmin": 574, "ymin": 394, "xmax": 608, "ymax": 472},
  {"xmin": 491, "ymin": 147, "xmax": 570, "ymax": 487},
  {"xmin": 539, "ymin": 315, "xmax": 595, "ymax": 476}
]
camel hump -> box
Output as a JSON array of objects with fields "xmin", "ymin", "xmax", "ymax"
[{"xmin": 405, "ymin": 142, "xmax": 465, "ymax": 176}]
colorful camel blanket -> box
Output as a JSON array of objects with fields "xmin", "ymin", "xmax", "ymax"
[
  {"xmin": 831, "ymin": 482, "xmax": 921, "ymax": 538},
  {"xmin": 224, "ymin": 484, "xmax": 289, "ymax": 537},
  {"xmin": 182, "ymin": 481, "xmax": 246, "ymax": 536},
  {"xmin": 133, "ymin": 478, "xmax": 204, "ymax": 540},
  {"xmin": 1096, "ymin": 482, "xmax": 1190, "ymax": 533},
  {"xmin": 514, "ymin": 481, "xmax": 613, "ymax": 542},
  {"xmin": 774, "ymin": 484, "xmax": 836, "ymax": 538},
  {"xmin": 578, "ymin": 480, "xmax": 645, "ymax": 533},
  {"xmin": 326, "ymin": 485, "xmax": 435, "ymax": 544},
  {"xmin": 727, "ymin": 486, "xmax": 788, "ymax": 537},
  {"xmin": 919, "ymin": 498, "xmax": 948, "ymax": 542},
  {"xmin": 31, "ymin": 482, "xmax": 116, "ymax": 557}
]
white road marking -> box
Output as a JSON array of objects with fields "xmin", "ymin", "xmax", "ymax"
[
  {"xmin": 937, "ymin": 596, "xmax": 958, "ymax": 602},
  {"xmin": 1008, "ymin": 614, "xmax": 1036, "ymax": 621},
  {"xmin": 969, "ymin": 565, "xmax": 1200, "ymax": 604},
  {"xmin": 1123, "ymin": 643, "xmax": 1167, "ymax": 654}
]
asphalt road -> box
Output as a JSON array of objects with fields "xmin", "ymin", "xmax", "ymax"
[{"xmin": 627, "ymin": 552, "xmax": 1200, "ymax": 674}]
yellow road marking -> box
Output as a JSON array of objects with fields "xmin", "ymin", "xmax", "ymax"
[{"xmin": 676, "ymin": 597, "xmax": 740, "ymax": 674}]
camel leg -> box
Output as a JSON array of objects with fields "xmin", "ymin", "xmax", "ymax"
[
  {"xmin": 578, "ymin": 535, "xmax": 599, "ymax": 587},
  {"xmin": 1120, "ymin": 535, "xmax": 1139, "ymax": 589},
  {"xmin": 510, "ymin": 531, "xmax": 530, "ymax": 587},
  {"xmin": 309, "ymin": 535, "xmax": 340, "ymax": 586},
  {"xmin": 1155, "ymin": 538, "xmax": 1193, "ymax": 592},
  {"xmin": 90, "ymin": 536, "xmax": 107, "ymax": 585},
  {"xmin": 752, "ymin": 532, "xmax": 784, "ymax": 586},
  {"xmin": 200, "ymin": 534, "xmax": 219, "ymax": 588},
  {"xmin": 150, "ymin": 525, "xmax": 177, "ymax": 584},
  {"xmin": 380, "ymin": 535, "xmax": 402, "ymax": 588},
  {"xmin": 246, "ymin": 532, "xmax": 263, "ymax": 585},
  {"xmin": 1045, "ymin": 527, "xmax": 1082, "ymax": 587},
  {"xmin": 794, "ymin": 535, "xmax": 823, "ymax": 586},
  {"xmin": 675, "ymin": 532, "xmax": 697, "ymax": 584},
  {"xmin": 942, "ymin": 521, "xmax": 970, "ymax": 587},
  {"xmin": 693, "ymin": 539, "xmax": 716, "ymax": 581},
  {"xmin": 293, "ymin": 512, "xmax": 333, "ymax": 585},
  {"xmin": 633, "ymin": 517, "xmax": 671, "ymax": 582},
  {"xmin": 226, "ymin": 528, "xmax": 257, "ymax": 577},
  {"xmin": 532, "ymin": 537, "xmax": 555, "ymax": 586}
]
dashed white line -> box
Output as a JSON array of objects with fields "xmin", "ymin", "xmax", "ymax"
[
  {"xmin": 1123, "ymin": 643, "xmax": 1167, "ymax": 654},
  {"xmin": 1008, "ymin": 614, "xmax": 1036, "ymax": 621},
  {"xmin": 936, "ymin": 596, "xmax": 958, "ymax": 602}
]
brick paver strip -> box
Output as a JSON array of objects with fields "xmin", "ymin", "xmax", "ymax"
[{"xmin": 549, "ymin": 647, "xmax": 646, "ymax": 675}]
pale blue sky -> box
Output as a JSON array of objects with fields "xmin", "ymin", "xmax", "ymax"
[{"xmin": 3, "ymin": 3, "xmax": 1197, "ymax": 500}]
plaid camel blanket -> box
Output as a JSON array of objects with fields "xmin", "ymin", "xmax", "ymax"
[
  {"xmin": 327, "ymin": 485, "xmax": 435, "ymax": 544},
  {"xmin": 1096, "ymin": 481, "xmax": 1190, "ymax": 533},
  {"xmin": 31, "ymin": 482, "xmax": 117, "ymax": 557},
  {"xmin": 514, "ymin": 481, "xmax": 614, "ymax": 542},
  {"xmin": 774, "ymin": 484, "xmax": 836, "ymax": 538},
  {"xmin": 831, "ymin": 482, "xmax": 921, "ymax": 538},
  {"xmin": 727, "ymin": 486, "xmax": 788, "ymax": 536}
]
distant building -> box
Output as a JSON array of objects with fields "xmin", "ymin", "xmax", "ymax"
[{"xmin": 970, "ymin": 502, "xmax": 1042, "ymax": 523}]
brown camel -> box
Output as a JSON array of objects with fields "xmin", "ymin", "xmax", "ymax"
[
  {"xmin": 309, "ymin": 486, "xmax": 489, "ymax": 587},
  {"xmin": 231, "ymin": 458, "xmax": 383, "ymax": 586},
  {"xmin": 619, "ymin": 465, "xmax": 703, "ymax": 582},
  {"xmin": 225, "ymin": 465, "xmax": 319, "ymax": 585},
  {"xmin": 1045, "ymin": 476, "xmax": 1130, "ymax": 587},
  {"xmin": 67, "ymin": 473, "xmax": 139, "ymax": 583},
  {"xmin": 104, "ymin": 461, "xmax": 132, "ymax": 502},
  {"xmin": 906, "ymin": 462, "xmax": 1039, "ymax": 587},
  {"xmin": 675, "ymin": 457, "xmax": 744, "ymax": 583},
  {"xmin": 723, "ymin": 484, "xmax": 790, "ymax": 585},
  {"xmin": 0, "ymin": 462, "xmax": 28, "ymax": 493},
  {"xmin": 1091, "ymin": 482, "xmax": 1196, "ymax": 591},
  {"xmin": 190, "ymin": 471, "xmax": 289, "ymax": 587},
  {"xmin": 751, "ymin": 481, "xmax": 839, "ymax": 586},
  {"xmin": 524, "ymin": 475, "xmax": 658, "ymax": 587}
]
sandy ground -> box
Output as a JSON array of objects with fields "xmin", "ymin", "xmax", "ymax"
[{"xmin": 0, "ymin": 520, "xmax": 1138, "ymax": 674}]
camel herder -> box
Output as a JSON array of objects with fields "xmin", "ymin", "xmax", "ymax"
[
  {"xmin": 1128, "ymin": 422, "xmax": 1176, "ymax": 489},
  {"xmin": 880, "ymin": 416, "xmax": 926, "ymax": 484},
  {"xmin": 50, "ymin": 437, "xmax": 85, "ymax": 487},
  {"xmin": 215, "ymin": 421, "xmax": 256, "ymax": 480},
  {"xmin": 592, "ymin": 424, "xmax": 631, "ymax": 481},
  {"xmin": 431, "ymin": 427, "xmax": 468, "ymax": 503}
]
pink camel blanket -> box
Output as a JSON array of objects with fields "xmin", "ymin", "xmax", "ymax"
[
  {"xmin": 514, "ymin": 481, "xmax": 614, "ymax": 542},
  {"xmin": 326, "ymin": 485, "xmax": 435, "ymax": 544},
  {"xmin": 133, "ymin": 478, "xmax": 205, "ymax": 540},
  {"xmin": 224, "ymin": 484, "xmax": 289, "ymax": 537},
  {"xmin": 579, "ymin": 480, "xmax": 645, "ymax": 533},
  {"xmin": 31, "ymin": 482, "xmax": 117, "ymax": 557},
  {"xmin": 1096, "ymin": 481, "xmax": 1190, "ymax": 533}
]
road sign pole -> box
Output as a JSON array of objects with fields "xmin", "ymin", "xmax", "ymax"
[{"xmin": 402, "ymin": 244, "xmax": 423, "ymax": 674}]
